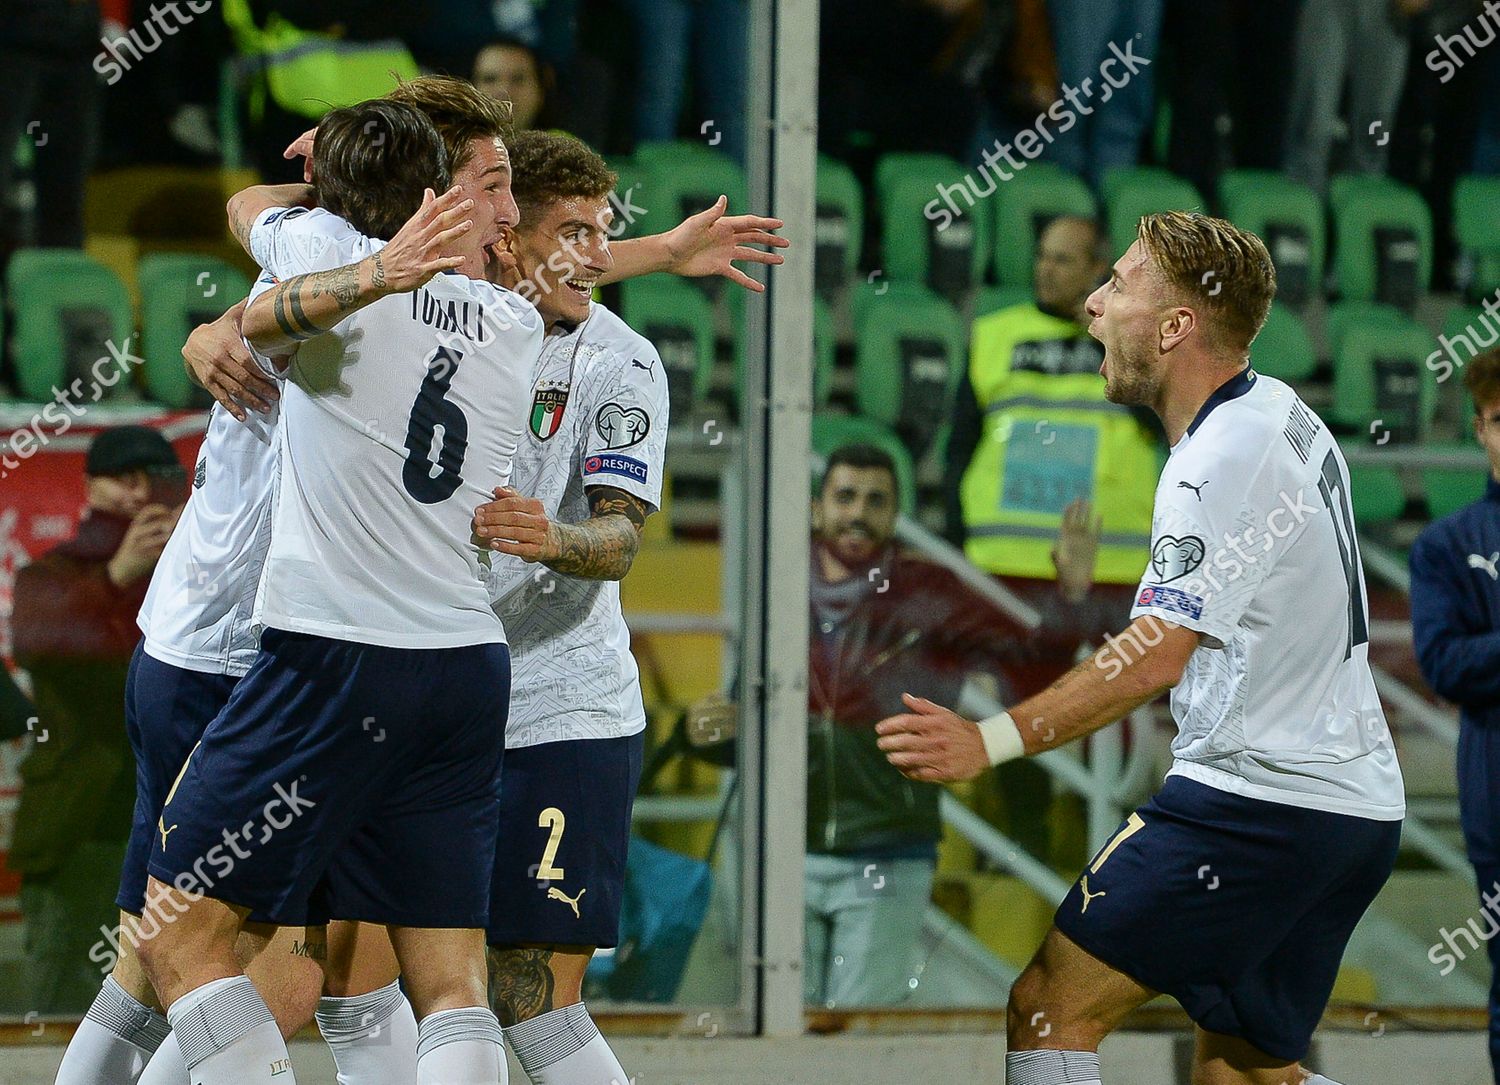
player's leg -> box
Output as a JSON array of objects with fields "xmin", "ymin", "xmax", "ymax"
[
  {"xmin": 387, "ymin": 926, "xmax": 506, "ymax": 1084},
  {"xmin": 1006, "ymin": 927, "xmax": 1155, "ymax": 1083},
  {"xmin": 819, "ymin": 856, "xmax": 934, "ymax": 1007},
  {"xmin": 53, "ymin": 911, "xmax": 171, "ymax": 1085},
  {"xmin": 1190, "ymin": 1029, "xmax": 1309, "ymax": 1085},
  {"xmin": 316, "ymin": 921, "xmax": 418, "ymax": 1085},
  {"xmin": 489, "ymin": 943, "xmax": 628, "ymax": 1085}
]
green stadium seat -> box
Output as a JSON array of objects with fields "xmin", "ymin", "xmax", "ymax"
[
  {"xmin": 630, "ymin": 141, "xmax": 748, "ymax": 239},
  {"xmin": 1329, "ymin": 174, "xmax": 1431, "ymax": 311},
  {"xmin": 873, "ymin": 152, "xmax": 992, "ymax": 303},
  {"xmin": 138, "ymin": 253, "xmax": 253, "ymax": 408},
  {"xmin": 972, "ymin": 285, "xmax": 1033, "ymax": 320},
  {"xmin": 1249, "ymin": 303, "xmax": 1317, "ymax": 383},
  {"xmin": 1217, "ymin": 169, "xmax": 1325, "ymax": 307},
  {"xmin": 607, "ymin": 156, "xmax": 657, "ymax": 241},
  {"xmin": 6, "ymin": 249, "xmax": 134, "ymax": 403},
  {"xmin": 728, "ymin": 292, "xmax": 835, "ymax": 410},
  {"xmin": 814, "ymin": 155, "xmax": 864, "ymax": 297},
  {"xmin": 1454, "ymin": 175, "xmax": 1500, "ymax": 301},
  {"xmin": 1100, "ymin": 167, "xmax": 1206, "ymax": 256},
  {"xmin": 619, "ymin": 274, "xmax": 715, "ymax": 417},
  {"xmin": 1328, "ymin": 311, "xmax": 1437, "ymax": 445},
  {"xmin": 1325, "ymin": 301, "xmax": 1410, "ymax": 355},
  {"xmin": 811, "ymin": 412, "xmax": 917, "ymax": 516},
  {"xmin": 990, "ymin": 162, "xmax": 1096, "ymax": 289},
  {"xmin": 1337, "ymin": 440, "xmax": 1405, "ymax": 525},
  {"xmin": 1436, "ymin": 305, "xmax": 1500, "ymax": 384},
  {"xmin": 1421, "ymin": 443, "xmax": 1487, "ymax": 519},
  {"xmin": 853, "ymin": 283, "xmax": 966, "ymax": 459}
]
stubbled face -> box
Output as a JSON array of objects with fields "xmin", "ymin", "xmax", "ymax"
[
  {"xmin": 1475, "ymin": 397, "xmax": 1500, "ymax": 482},
  {"xmin": 505, "ymin": 194, "xmax": 614, "ymax": 327},
  {"xmin": 812, "ymin": 465, "xmax": 898, "ymax": 568},
  {"xmin": 473, "ymin": 45, "xmax": 544, "ymax": 131},
  {"xmin": 450, "ymin": 136, "xmax": 518, "ymax": 279},
  {"xmin": 1034, "ymin": 218, "xmax": 1105, "ymax": 318},
  {"xmin": 87, "ymin": 470, "xmax": 151, "ymax": 518},
  {"xmin": 1084, "ymin": 240, "xmax": 1171, "ymax": 407}
]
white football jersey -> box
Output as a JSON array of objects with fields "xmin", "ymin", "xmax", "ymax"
[
  {"xmin": 1129, "ymin": 369, "xmax": 1405, "ymax": 821},
  {"xmin": 137, "ymin": 283, "xmax": 281, "ymax": 677},
  {"xmin": 486, "ymin": 303, "xmax": 669, "ymax": 747},
  {"xmin": 249, "ymin": 207, "xmax": 543, "ymax": 648}
]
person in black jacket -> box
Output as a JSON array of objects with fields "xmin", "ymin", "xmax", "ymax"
[
  {"xmin": 690, "ymin": 443, "xmax": 1098, "ymax": 1006},
  {"xmin": 1410, "ymin": 347, "xmax": 1500, "ymax": 1084}
]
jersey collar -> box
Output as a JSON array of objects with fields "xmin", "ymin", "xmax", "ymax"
[{"xmin": 1185, "ymin": 366, "xmax": 1257, "ymax": 439}]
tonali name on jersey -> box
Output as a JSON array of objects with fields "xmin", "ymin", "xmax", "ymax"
[
  {"xmin": 248, "ymin": 207, "xmax": 543, "ymax": 649},
  {"xmin": 409, "ymin": 286, "xmax": 495, "ymax": 344},
  {"xmin": 486, "ymin": 304, "xmax": 670, "ymax": 748},
  {"xmin": 1128, "ymin": 369, "xmax": 1405, "ymax": 821}
]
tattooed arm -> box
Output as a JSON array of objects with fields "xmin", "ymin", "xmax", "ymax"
[
  {"xmin": 241, "ymin": 185, "xmax": 478, "ymax": 355},
  {"xmin": 473, "ymin": 485, "xmax": 651, "ymax": 581},
  {"xmin": 226, "ymin": 184, "xmax": 317, "ymax": 259}
]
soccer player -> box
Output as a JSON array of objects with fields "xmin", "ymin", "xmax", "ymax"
[
  {"xmin": 467, "ymin": 131, "xmax": 667, "ymax": 1085},
  {"xmin": 134, "ymin": 96, "xmax": 534, "ymax": 1085},
  {"xmin": 876, "ymin": 211, "xmax": 1405, "ymax": 1085}
]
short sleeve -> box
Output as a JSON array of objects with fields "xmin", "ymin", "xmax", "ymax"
[
  {"xmin": 1131, "ymin": 452, "xmax": 1312, "ymax": 648},
  {"xmin": 580, "ymin": 342, "xmax": 671, "ymax": 509},
  {"xmin": 248, "ymin": 206, "xmax": 375, "ymax": 280}
]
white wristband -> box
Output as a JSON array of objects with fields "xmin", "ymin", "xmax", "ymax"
[{"xmin": 977, "ymin": 711, "xmax": 1025, "ymax": 766}]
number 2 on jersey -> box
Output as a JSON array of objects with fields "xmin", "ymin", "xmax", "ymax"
[
  {"xmin": 1316, "ymin": 449, "xmax": 1370, "ymax": 659},
  {"xmin": 402, "ymin": 345, "xmax": 468, "ymax": 503},
  {"xmin": 536, "ymin": 807, "xmax": 566, "ymax": 881}
]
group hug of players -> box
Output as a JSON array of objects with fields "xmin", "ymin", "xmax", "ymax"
[{"xmin": 51, "ymin": 75, "xmax": 786, "ymax": 1085}]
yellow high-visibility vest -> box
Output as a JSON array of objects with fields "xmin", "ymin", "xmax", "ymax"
[{"xmin": 960, "ymin": 303, "xmax": 1161, "ymax": 584}]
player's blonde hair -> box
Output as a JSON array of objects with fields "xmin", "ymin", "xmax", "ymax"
[
  {"xmin": 1136, "ymin": 211, "xmax": 1277, "ymax": 352},
  {"xmin": 385, "ymin": 75, "xmax": 514, "ymax": 175}
]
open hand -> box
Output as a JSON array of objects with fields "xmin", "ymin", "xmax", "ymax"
[
  {"xmin": 875, "ymin": 693, "xmax": 989, "ymax": 783},
  {"xmin": 662, "ymin": 196, "xmax": 789, "ymax": 292}
]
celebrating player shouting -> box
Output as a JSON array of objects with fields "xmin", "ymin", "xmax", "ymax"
[{"xmin": 878, "ymin": 212, "xmax": 1403, "ymax": 1085}]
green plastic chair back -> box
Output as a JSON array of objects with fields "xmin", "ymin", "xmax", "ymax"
[
  {"xmin": 1421, "ymin": 444, "xmax": 1488, "ymax": 520},
  {"xmin": 7, "ymin": 249, "xmax": 135, "ymax": 403},
  {"xmin": 619, "ymin": 275, "xmax": 715, "ymax": 417},
  {"xmin": 1218, "ymin": 169, "xmax": 1326, "ymax": 306},
  {"xmin": 1248, "ymin": 303, "xmax": 1317, "ymax": 383},
  {"xmin": 1454, "ymin": 175, "xmax": 1500, "ymax": 300},
  {"xmin": 815, "ymin": 155, "xmax": 864, "ymax": 296},
  {"xmin": 991, "ymin": 162, "xmax": 1096, "ymax": 288},
  {"xmin": 810, "ymin": 412, "xmax": 917, "ymax": 516},
  {"xmin": 1329, "ymin": 174, "xmax": 1431, "ymax": 309},
  {"xmin": 1329, "ymin": 312, "xmax": 1437, "ymax": 443},
  {"xmin": 1336, "ymin": 440, "xmax": 1406, "ymax": 525},
  {"xmin": 727, "ymin": 292, "xmax": 834, "ymax": 410},
  {"xmin": 873, "ymin": 152, "xmax": 991, "ymax": 301},
  {"xmin": 630, "ymin": 141, "xmax": 748, "ymax": 239},
  {"xmin": 853, "ymin": 283, "xmax": 966, "ymax": 458},
  {"xmin": 1325, "ymin": 301, "xmax": 1410, "ymax": 355},
  {"xmin": 1102, "ymin": 167, "xmax": 1206, "ymax": 255},
  {"xmin": 138, "ymin": 254, "xmax": 253, "ymax": 408}
]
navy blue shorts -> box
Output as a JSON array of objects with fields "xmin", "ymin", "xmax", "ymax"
[
  {"xmin": 148, "ymin": 628, "xmax": 510, "ymax": 928},
  {"xmin": 1053, "ymin": 776, "xmax": 1401, "ymax": 1062},
  {"xmin": 118, "ymin": 644, "xmax": 241, "ymax": 916},
  {"xmin": 486, "ymin": 731, "xmax": 644, "ymax": 948}
]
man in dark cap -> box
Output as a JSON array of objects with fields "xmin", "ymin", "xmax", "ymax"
[{"xmin": 9, "ymin": 424, "xmax": 184, "ymax": 1012}]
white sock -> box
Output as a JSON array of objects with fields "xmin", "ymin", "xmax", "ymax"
[
  {"xmin": 137, "ymin": 1032, "xmax": 190, "ymax": 1085},
  {"xmin": 416, "ymin": 1006, "xmax": 506, "ymax": 1085},
  {"xmin": 54, "ymin": 977, "xmax": 172, "ymax": 1085},
  {"xmin": 1006, "ymin": 1049, "xmax": 1103, "ymax": 1085},
  {"xmin": 316, "ymin": 980, "xmax": 419, "ymax": 1085},
  {"xmin": 504, "ymin": 1002, "xmax": 629, "ymax": 1085},
  {"xmin": 167, "ymin": 975, "xmax": 295, "ymax": 1085}
]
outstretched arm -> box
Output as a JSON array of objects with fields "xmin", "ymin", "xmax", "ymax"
[
  {"xmin": 602, "ymin": 195, "xmax": 788, "ymax": 292},
  {"xmin": 473, "ymin": 485, "xmax": 651, "ymax": 581},
  {"xmin": 242, "ymin": 186, "xmax": 475, "ymax": 354},
  {"xmin": 226, "ymin": 184, "xmax": 317, "ymax": 258}
]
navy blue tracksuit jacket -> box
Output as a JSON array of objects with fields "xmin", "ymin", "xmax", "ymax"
[{"xmin": 1410, "ymin": 475, "xmax": 1500, "ymax": 1080}]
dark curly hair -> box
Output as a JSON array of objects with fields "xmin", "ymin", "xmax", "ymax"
[
  {"xmin": 507, "ymin": 131, "xmax": 618, "ymax": 227},
  {"xmin": 313, "ymin": 99, "xmax": 448, "ymax": 241}
]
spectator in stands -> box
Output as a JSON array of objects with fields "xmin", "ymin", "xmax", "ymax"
[
  {"xmin": 687, "ymin": 443, "xmax": 1098, "ymax": 1007},
  {"xmin": 8, "ymin": 426, "xmax": 185, "ymax": 1013},
  {"xmin": 622, "ymin": 0, "xmax": 747, "ymax": 161},
  {"xmin": 1044, "ymin": 0, "xmax": 1164, "ymax": 186},
  {"xmin": 1282, "ymin": 0, "xmax": 1421, "ymax": 192},
  {"xmin": 945, "ymin": 215, "xmax": 1159, "ymax": 859},
  {"xmin": 1410, "ymin": 347, "xmax": 1500, "ymax": 1084},
  {"xmin": 0, "ymin": 0, "xmax": 102, "ymax": 258},
  {"xmin": 473, "ymin": 38, "xmax": 554, "ymax": 133}
]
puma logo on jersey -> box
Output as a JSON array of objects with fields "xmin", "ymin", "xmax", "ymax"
[
  {"xmin": 1177, "ymin": 479, "xmax": 1208, "ymax": 501},
  {"xmin": 1468, "ymin": 552, "xmax": 1500, "ymax": 580},
  {"xmin": 158, "ymin": 818, "xmax": 177, "ymax": 850},
  {"xmin": 548, "ymin": 886, "xmax": 586, "ymax": 918},
  {"xmin": 1079, "ymin": 876, "xmax": 1106, "ymax": 914},
  {"xmin": 630, "ymin": 357, "xmax": 656, "ymax": 380}
]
